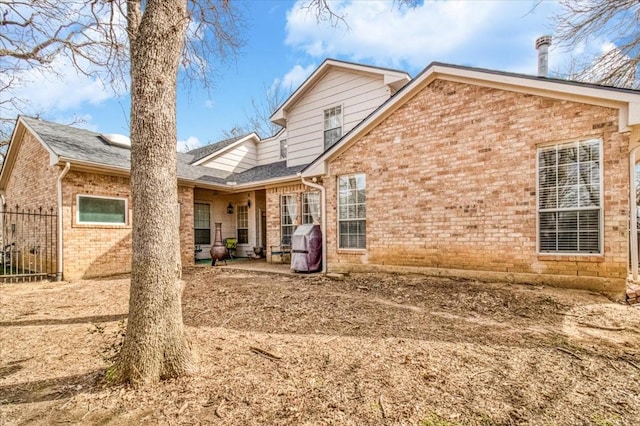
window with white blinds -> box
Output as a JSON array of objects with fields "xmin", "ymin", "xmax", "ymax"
[
  {"xmin": 338, "ymin": 174, "xmax": 366, "ymax": 249},
  {"xmin": 537, "ymin": 139, "xmax": 602, "ymax": 254}
]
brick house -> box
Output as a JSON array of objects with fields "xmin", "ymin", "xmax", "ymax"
[
  {"xmin": 0, "ymin": 59, "xmax": 410, "ymax": 280},
  {"xmin": 302, "ymin": 63, "xmax": 640, "ymax": 295},
  {"xmin": 1, "ymin": 59, "xmax": 639, "ymax": 295}
]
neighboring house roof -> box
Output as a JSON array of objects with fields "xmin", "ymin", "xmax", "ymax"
[
  {"xmin": 0, "ymin": 116, "xmax": 301, "ymax": 190},
  {"xmin": 187, "ymin": 134, "xmax": 249, "ymax": 162},
  {"xmin": 261, "ymin": 126, "xmax": 286, "ymax": 142},
  {"xmin": 233, "ymin": 160, "xmax": 306, "ymax": 184},
  {"xmin": 270, "ymin": 58, "xmax": 411, "ymax": 127},
  {"xmin": 303, "ymin": 61, "xmax": 640, "ymax": 177},
  {"xmin": 188, "ymin": 132, "xmax": 260, "ymax": 166}
]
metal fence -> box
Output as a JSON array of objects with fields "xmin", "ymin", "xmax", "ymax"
[{"xmin": 1, "ymin": 205, "xmax": 58, "ymax": 282}]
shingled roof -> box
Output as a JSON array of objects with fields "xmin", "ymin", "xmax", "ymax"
[
  {"xmin": 186, "ymin": 133, "xmax": 253, "ymax": 164},
  {"xmin": 13, "ymin": 116, "xmax": 302, "ymax": 187}
]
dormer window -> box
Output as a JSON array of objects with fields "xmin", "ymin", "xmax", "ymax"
[{"xmin": 324, "ymin": 105, "xmax": 342, "ymax": 150}]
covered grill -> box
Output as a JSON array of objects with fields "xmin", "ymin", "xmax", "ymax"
[{"xmin": 291, "ymin": 224, "xmax": 322, "ymax": 272}]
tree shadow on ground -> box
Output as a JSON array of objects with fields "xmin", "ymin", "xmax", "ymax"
[
  {"xmin": 0, "ymin": 370, "xmax": 104, "ymax": 405},
  {"xmin": 0, "ymin": 313, "xmax": 128, "ymax": 327}
]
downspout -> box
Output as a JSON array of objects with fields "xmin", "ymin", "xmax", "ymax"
[
  {"xmin": 57, "ymin": 162, "xmax": 70, "ymax": 281},
  {"xmin": 300, "ymin": 175, "xmax": 327, "ymax": 273},
  {"xmin": 0, "ymin": 193, "xmax": 5, "ymax": 256}
]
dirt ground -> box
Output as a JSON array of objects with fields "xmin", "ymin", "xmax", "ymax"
[{"xmin": 1, "ymin": 266, "xmax": 639, "ymax": 425}]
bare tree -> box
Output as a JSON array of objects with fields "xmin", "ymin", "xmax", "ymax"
[
  {"xmin": 553, "ymin": 0, "xmax": 639, "ymax": 89},
  {"xmin": 221, "ymin": 79, "xmax": 291, "ymax": 140},
  {"xmin": 117, "ymin": 0, "xmax": 244, "ymax": 384},
  {"xmin": 301, "ymin": 0, "xmax": 418, "ymax": 27},
  {"xmin": 0, "ymin": 0, "xmax": 130, "ymax": 144},
  {"xmin": 1, "ymin": 0, "xmax": 243, "ymax": 385},
  {"xmin": 112, "ymin": 0, "xmax": 194, "ymax": 384},
  {"xmin": 1, "ymin": 0, "xmax": 417, "ymax": 385}
]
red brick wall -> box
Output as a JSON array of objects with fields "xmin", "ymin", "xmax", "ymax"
[
  {"xmin": 62, "ymin": 171, "xmax": 195, "ymax": 279},
  {"xmin": 3, "ymin": 128, "xmax": 197, "ymax": 280},
  {"xmin": 265, "ymin": 183, "xmax": 306, "ymax": 261},
  {"xmin": 4, "ymin": 131, "xmax": 58, "ymax": 210},
  {"xmin": 62, "ymin": 170, "xmax": 133, "ymax": 279},
  {"xmin": 325, "ymin": 79, "xmax": 629, "ymax": 292},
  {"xmin": 3, "ymin": 130, "xmax": 60, "ymax": 276},
  {"xmin": 178, "ymin": 185, "xmax": 194, "ymax": 268}
]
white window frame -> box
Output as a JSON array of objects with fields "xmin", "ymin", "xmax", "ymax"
[
  {"xmin": 76, "ymin": 194, "xmax": 128, "ymax": 226},
  {"xmin": 302, "ymin": 191, "xmax": 320, "ymax": 225},
  {"xmin": 323, "ymin": 105, "xmax": 343, "ymax": 150},
  {"xmin": 337, "ymin": 173, "xmax": 366, "ymax": 250},
  {"xmin": 536, "ymin": 138, "xmax": 603, "ymax": 255},
  {"xmin": 280, "ymin": 195, "xmax": 297, "ymax": 245},
  {"xmin": 280, "ymin": 139, "xmax": 287, "ymax": 160},
  {"xmin": 236, "ymin": 204, "xmax": 249, "ymax": 244},
  {"xmin": 194, "ymin": 202, "xmax": 211, "ymax": 245}
]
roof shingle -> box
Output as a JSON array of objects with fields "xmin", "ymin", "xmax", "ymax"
[{"xmin": 18, "ymin": 116, "xmax": 299, "ymax": 187}]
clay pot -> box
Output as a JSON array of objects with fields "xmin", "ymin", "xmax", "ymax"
[{"xmin": 209, "ymin": 223, "xmax": 227, "ymax": 265}]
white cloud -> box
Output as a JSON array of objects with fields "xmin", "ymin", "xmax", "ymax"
[
  {"xmin": 177, "ymin": 136, "xmax": 203, "ymax": 152},
  {"xmin": 204, "ymin": 99, "xmax": 215, "ymax": 109},
  {"xmin": 285, "ymin": 0, "xmax": 500, "ymax": 69},
  {"xmin": 272, "ymin": 64, "xmax": 316, "ymax": 93},
  {"xmin": 284, "ymin": 0, "xmax": 573, "ymax": 78},
  {"xmin": 0, "ymin": 0, "xmax": 128, "ymax": 130},
  {"xmin": 13, "ymin": 62, "xmax": 114, "ymax": 112}
]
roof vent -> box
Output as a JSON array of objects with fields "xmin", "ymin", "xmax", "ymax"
[
  {"xmin": 535, "ymin": 35, "xmax": 552, "ymax": 77},
  {"xmin": 100, "ymin": 133, "xmax": 131, "ymax": 149}
]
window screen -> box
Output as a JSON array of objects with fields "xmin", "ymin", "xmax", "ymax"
[
  {"xmin": 324, "ymin": 106, "xmax": 342, "ymax": 150},
  {"xmin": 338, "ymin": 174, "xmax": 366, "ymax": 249},
  {"xmin": 194, "ymin": 203, "xmax": 211, "ymax": 245},
  {"xmin": 78, "ymin": 195, "xmax": 126, "ymax": 225},
  {"xmin": 237, "ymin": 205, "xmax": 248, "ymax": 244},
  {"xmin": 538, "ymin": 139, "xmax": 601, "ymax": 254}
]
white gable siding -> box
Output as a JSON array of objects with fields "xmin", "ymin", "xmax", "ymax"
[
  {"xmin": 258, "ymin": 131, "xmax": 287, "ymax": 165},
  {"xmin": 286, "ymin": 69, "xmax": 391, "ymax": 167},
  {"xmin": 200, "ymin": 140, "xmax": 257, "ymax": 172}
]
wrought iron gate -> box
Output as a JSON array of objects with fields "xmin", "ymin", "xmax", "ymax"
[{"xmin": 1, "ymin": 205, "xmax": 58, "ymax": 282}]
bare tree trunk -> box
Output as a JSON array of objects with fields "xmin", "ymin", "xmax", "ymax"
[{"xmin": 114, "ymin": 0, "xmax": 195, "ymax": 384}]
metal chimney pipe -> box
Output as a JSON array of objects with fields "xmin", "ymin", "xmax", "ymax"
[{"xmin": 535, "ymin": 35, "xmax": 552, "ymax": 77}]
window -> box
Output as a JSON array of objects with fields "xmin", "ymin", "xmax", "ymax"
[
  {"xmin": 302, "ymin": 191, "xmax": 320, "ymax": 224},
  {"xmin": 324, "ymin": 106, "xmax": 342, "ymax": 150},
  {"xmin": 338, "ymin": 174, "xmax": 366, "ymax": 249},
  {"xmin": 280, "ymin": 139, "xmax": 287, "ymax": 159},
  {"xmin": 280, "ymin": 195, "xmax": 297, "ymax": 245},
  {"xmin": 237, "ymin": 205, "xmax": 248, "ymax": 244},
  {"xmin": 537, "ymin": 139, "xmax": 601, "ymax": 254},
  {"xmin": 77, "ymin": 195, "xmax": 127, "ymax": 225},
  {"xmin": 194, "ymin": 203, "xmax": 211, "ymax": 244}
]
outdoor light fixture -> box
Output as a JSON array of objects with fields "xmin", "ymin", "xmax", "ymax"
[
  {"xmin": 247, "ymin": 193, "xmax": 251, "ymax": 208},
  {"xmin": 227, "ymin": 202, "xmax": 234, "ymax": 214}
]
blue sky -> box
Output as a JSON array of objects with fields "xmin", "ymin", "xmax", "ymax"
[{"xmin": 8, "ymin": 0, "xmax": 613, "ymax": 151}]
